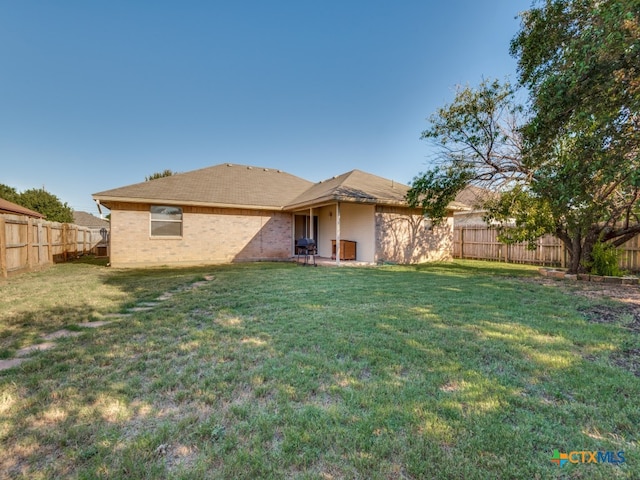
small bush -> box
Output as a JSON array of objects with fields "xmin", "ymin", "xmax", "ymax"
[{"xmin": 589, "ymin": 241, "xmax": 624, "ymax": 277}]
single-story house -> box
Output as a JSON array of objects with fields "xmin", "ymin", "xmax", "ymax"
[{"xmin": 92, "ymin": 164, "xmax": 467, "ymax": 268}]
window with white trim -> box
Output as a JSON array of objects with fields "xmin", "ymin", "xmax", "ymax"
[{"xmin": 150, "ymin": 206, "xmax": 183, "ymax": 236}]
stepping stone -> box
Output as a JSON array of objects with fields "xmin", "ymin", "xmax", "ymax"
[
  {"xmin": 137, "ymin": 302, "xmax": 160, "ymax": 307},
  {"xmin": 157, "ymin": 293, "xmax": 174, "ymax": 301},
  {"xmin": 128, "ymin": 307, "xmax": 154, "ymax": 312},
  {"xmin": 16, "ymin": 342, "xmax": 57, "ymax": 357},
  {"xmin": 190, "ymin": 281, "xmax": 208, "ymax": 288},
  {"xmin": 42, "ymin": 330, "xmax": 82, "ymax": 341},
  {"xmin": 103, "ymin": 313, "xmax": 132, "ymax": 318},
  {"xmin": 204, "ymin": 275, "xmax": 215, "ymax": 281},
  {"xmin": 0, "ymin": 358, "xmax": 27, "ymax": 371},
  {"xmin": 76, "ymin": 321, "xmax": 113, "ymax": 328}
]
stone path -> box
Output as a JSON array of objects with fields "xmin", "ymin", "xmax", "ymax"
[{"xmin": 0, "ymin": 274, "xmax": 215, "ymax": 372}]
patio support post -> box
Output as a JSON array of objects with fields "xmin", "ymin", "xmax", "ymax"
[
  {"xmin": 335, "ymin": 202, "xmax": 341, "ymax": 266},
  {"xmin": 291, "ymin": 214, "xmax": 295, "ymax": 257},
  {"xmin": 309, "ymin": 207, "xmax": 314, "ymax": 240}
]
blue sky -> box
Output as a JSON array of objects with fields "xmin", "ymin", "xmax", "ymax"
[{"xmin": 1, "ymin": 1, "xmax": 532, "ymax": 214}]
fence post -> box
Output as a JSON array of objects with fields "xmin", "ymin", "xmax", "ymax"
[
  {"xmin": 26, "ymin": 217, "xmax": 34, "ymax": 270},
  {"xmin": 47, "ymin": 223, "xmax": 53, "ymax": 264},
  {"xmin": 62, "ymin": 224, "xmax": 68, "ymax": 262},
  {"xmin": 37, "ymin": 221, "xmax": 42, "ymax": 267},
  {"xmin": 0, "ymin": 216, "xmax": 6, "ymax": 278},
  {"xmin": 460, "ymin": 227, "xmax": 465, "ymax": 259}
]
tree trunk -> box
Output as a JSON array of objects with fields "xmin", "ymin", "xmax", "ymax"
[
  {"xmin": 566, "ymin": 236, "xmax": 583, "ymax": 274},
  {"xmin": 562, "ymin": 234, "xmax": 592, "ymax": 274}
]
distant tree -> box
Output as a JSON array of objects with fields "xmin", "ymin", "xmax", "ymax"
[
  {"xmin": 0, "ymin": 183, "xmax": 20, "ymax": 203},
  {"xmin": 18, "ymin": 188, "xmax": 74, "ymax": 223},
  {"xmin": 145, "ymin": 169, "xmax": 177, "ymax": 181}
]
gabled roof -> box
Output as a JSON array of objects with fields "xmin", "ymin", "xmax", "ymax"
[
  {"xmin": 0, "ymin": 198, "xmax": 45, "ymax": 218},
  {"xmin": 285, "ymin": 169, "xmax": 469, "ymax": 211},
  {"xmin": 285, "ymin": 170, "xmax": 410, "ymax": 210},
  {"xmin": 93, "ymin": 164, "xmax": 314, "ymax": 210},
  {"xmin": 93, "ymin": 164, "xmax": 467, "ymax": 213},
  {"xmin": 73, "ymin": 211, "xmax": 110, "ymax": 228}
]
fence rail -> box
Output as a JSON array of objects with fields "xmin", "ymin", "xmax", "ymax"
[
  {"xmin": 0, "ymin": 214, "xmax": 97, "ymax": 278},
  {"xmin": 453, "ymin": 225, "xmax": 640, "ymax": 272}
]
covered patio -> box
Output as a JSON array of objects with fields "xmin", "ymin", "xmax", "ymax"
[{"xmin": 285, "ymin": 169, "xmax": 465, "ymax": 266}]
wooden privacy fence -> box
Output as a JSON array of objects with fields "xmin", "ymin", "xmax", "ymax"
[
  {"xmin": 454, "ymin": 225, "xmax": 640, "ymax": 272},
  {"xmin": 0, "ymin": 214, "xmax": 94, "ymax": 278}
]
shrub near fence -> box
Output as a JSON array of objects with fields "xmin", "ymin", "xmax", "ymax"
[
  {"xmin": 454, "ymin": 225, "xmax": 640, "ymax": 272},
  {"xmin": 0, "ymin": 214, "xmax": 92, "ymax": 278}
]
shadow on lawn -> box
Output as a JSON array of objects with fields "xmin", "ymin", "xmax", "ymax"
[
  {"xmin": 0, "ymin": 304, "xmax": 117, "ymax": 356},
  {"xmin": 1, "ymin": 263, "xmax": 638, "ymax": 479}
]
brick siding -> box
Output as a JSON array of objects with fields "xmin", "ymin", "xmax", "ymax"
[
  {"xmin": 375, "ymin": 206, "xmax": 453, "ymax": 264},
  {"xmin": 109, "ymin": 203, "xmax": 292, "ymax": 267}
]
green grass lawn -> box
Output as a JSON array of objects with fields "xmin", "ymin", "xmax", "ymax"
[{"xmin": 1, "ymin": 259, "xmax": 638, "ymax": 479}]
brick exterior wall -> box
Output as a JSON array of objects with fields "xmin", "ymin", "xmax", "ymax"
[
  {"xmin": 375, "ymin": 206, "xmax": 453, "ymax": 264},
  {"xmin": 109, "ymin": 202, "xmax": 293, "ymax": 267}
]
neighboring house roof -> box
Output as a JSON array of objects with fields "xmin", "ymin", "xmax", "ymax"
[
  {"xmin": 0, "ymin": 198, "xmax": 45, "ymax": 218},
  {"xmin": 455, "ymin": 185, "xmax": 496, "ymax": 210},
  {"xmin": 93, "ymin": 164, "xmax": 314, "ymax": 211},
  {"xmin": 73, "ymin": 211, "xmax": 110, "ymax": 229},
  {"xmin": 454, "ymin": 186, "xmax": 502, "ymax": 225}
]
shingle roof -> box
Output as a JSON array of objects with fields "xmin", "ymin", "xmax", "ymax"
[
  {"xmin": 455, "ymin": 186, "xmax": 497, "ymax": 210},
  {"xmin": 285, "ymin": 169, "xmax": 469, "ymax": 211},
  {"xmin": 93, "ymin": 164, "xmax": 314, "ymax": 210},
  {"xmin": 285, "ymin": 170, "xmax": 410, "ymax": 209},
  {"xmin": 93, "ymin": 164, "xmax": 466, "ymax": 213},
  {"xmin": 73, "ymin": 211, "xmax": 110, "ymax": 228},
  {"xmin": 0, "ymin": 198, "xmax": 45, "ymax": 218}
]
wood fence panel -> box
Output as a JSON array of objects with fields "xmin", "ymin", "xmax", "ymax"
[
  {"xmin": 0, "ymin": 216, "xmax": 6, "ymax": 278},
  {"xmin": 454, "ymin": 226, "xmax": 640, "ymax": 272},
  {"xmin": 620, "ymin": 235, "xmax": 640, "ymax": 272},
  {"xmin": 0, "ymin": 214, "xmax": 92, "ymax": 278}
]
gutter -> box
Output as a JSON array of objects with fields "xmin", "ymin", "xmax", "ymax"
[{"xmin": 92, "ymin": 195, "xmax": 284, "ymax": 212}]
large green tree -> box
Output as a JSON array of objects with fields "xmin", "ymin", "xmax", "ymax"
[
  {"xmin": 408, "ymin": 0, "xmax": 640, "ymax": 273},
  {"xmin": 18, "ymin": 188, "xmax": 74, "ymax": 223}
]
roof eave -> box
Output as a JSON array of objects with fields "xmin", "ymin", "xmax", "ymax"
[
  {"xmin": 284, "ymin": 194, "xmax": 415, "ymax": 211},
  {"xmin": 92, "ymin": 195, "xmax": 284, "ymax": 211}
]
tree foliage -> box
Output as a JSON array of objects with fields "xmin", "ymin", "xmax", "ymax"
[
  {"xmin": 0, "ymin": 184, "xmax": 74, "ymax": 222},
  {"xmin": 511, "ymin": 0, "xmax": 640, "ymax": 272},
  {"xmin": 408, "ymin": 0, "xmax": 640, "ymax": 273},
  {"xmin": 0, "ymin": 184, "xmax": 20, "ymax": 203},
  {"xmin": 18, "ymin": 188, "xmax": 74, "ymax": 223},
  {"xmin": 145, "ymin": 169, "xmax": 177, "ymax": 181}
]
